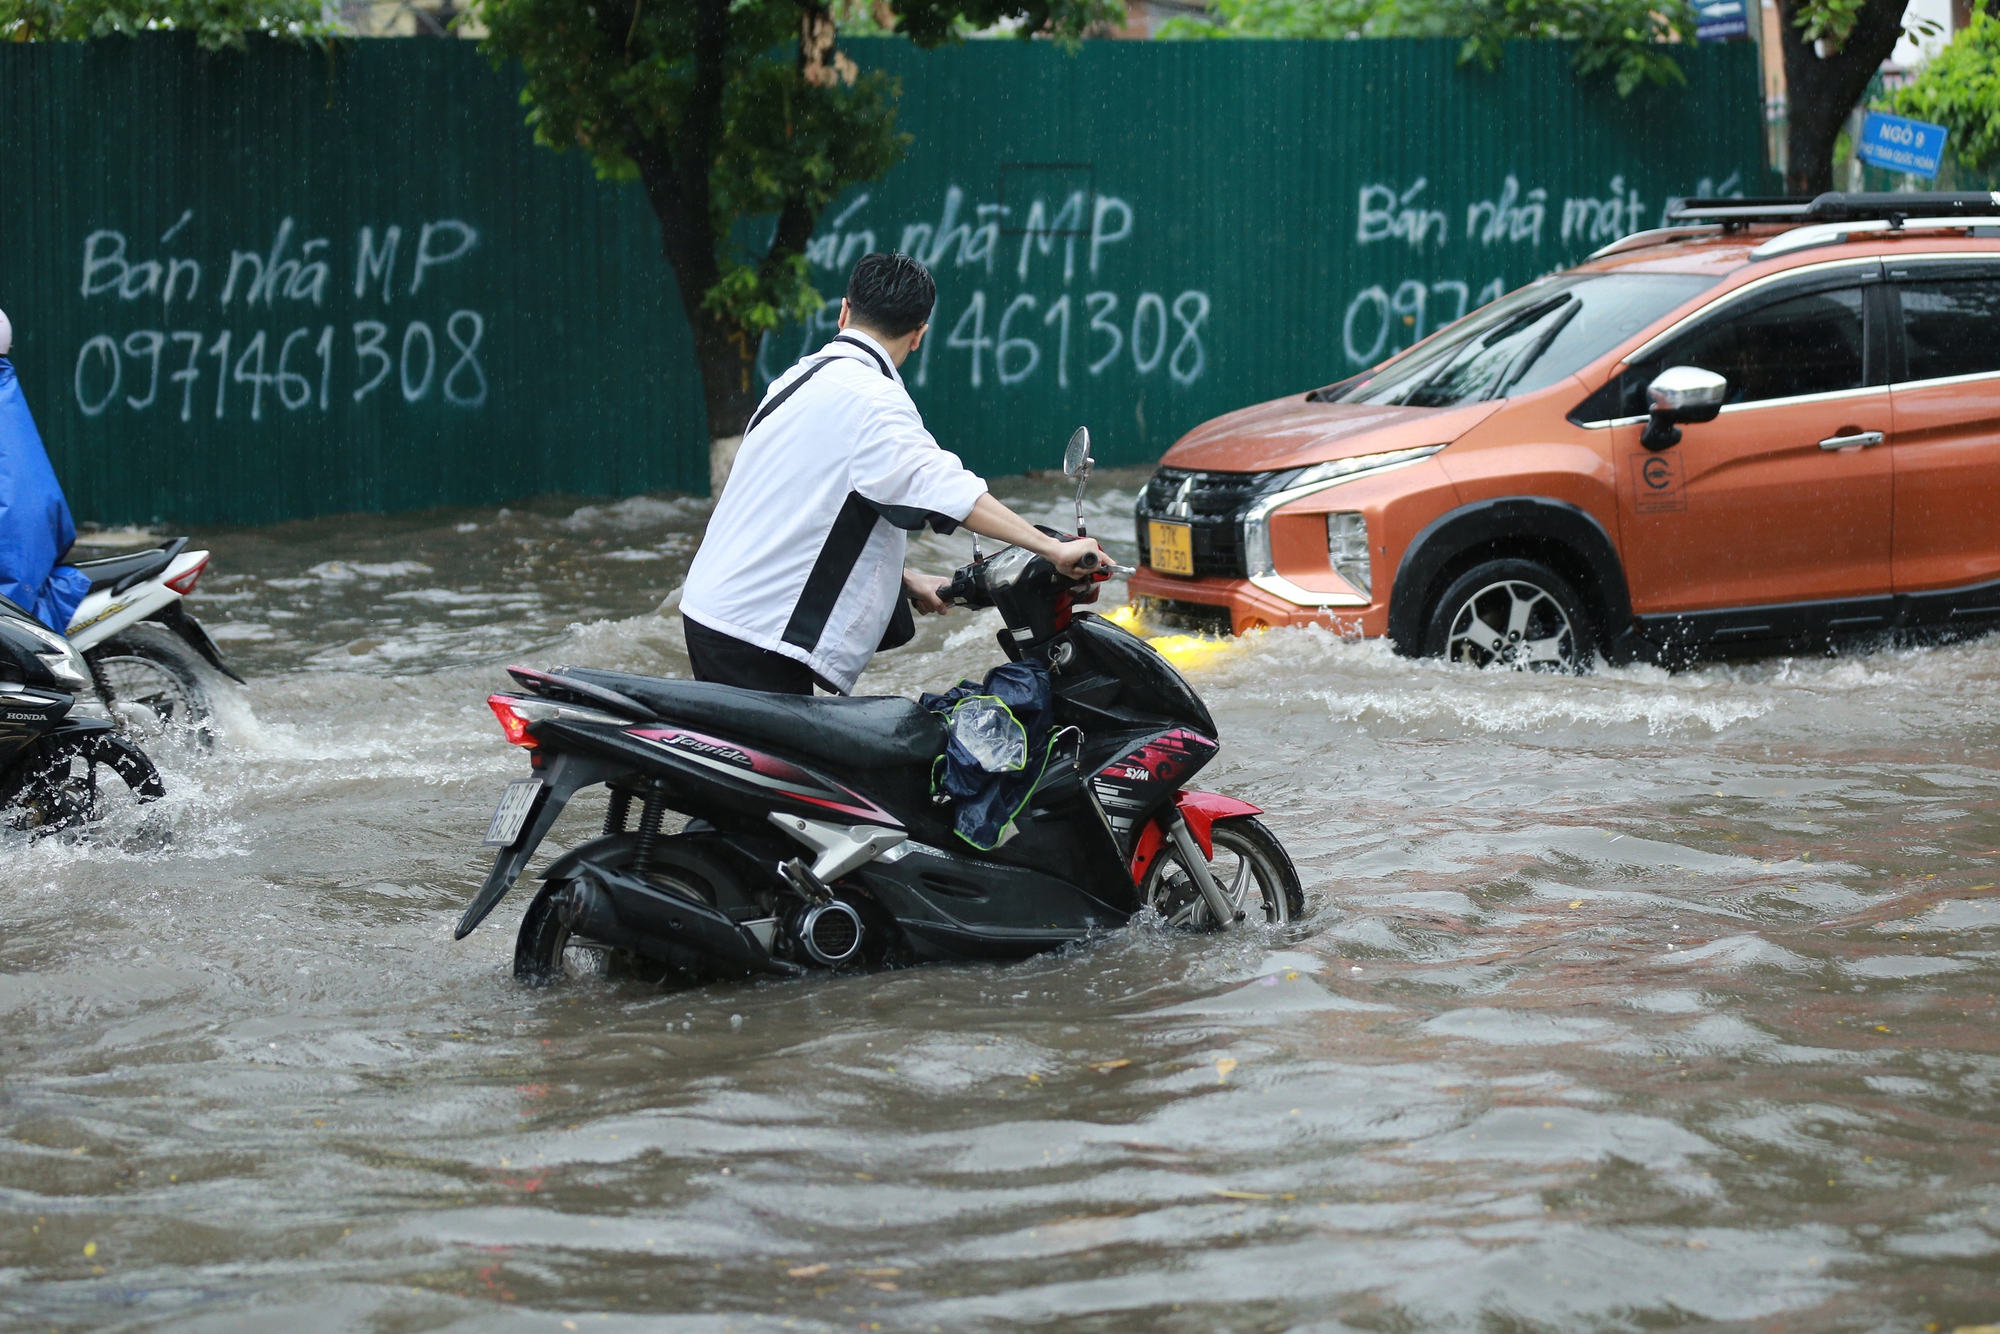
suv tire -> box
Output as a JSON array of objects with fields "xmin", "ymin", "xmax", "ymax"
[{"xmin": 1421, "ymin": 558, "xmax": 1594, "ymax": 673}]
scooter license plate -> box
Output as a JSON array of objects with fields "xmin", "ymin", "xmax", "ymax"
[
  {"xmin": 483, "ymin": 778, "xmax": 541, "ymax": 847},
  {"xmin": 1148, "ymin": 520, "xmax": 1194, "ymax": 576}
]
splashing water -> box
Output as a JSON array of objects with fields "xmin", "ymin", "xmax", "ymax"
[{"xmin": 4, "ymin": 468, "xmax": 1999, "ymax": 1331}]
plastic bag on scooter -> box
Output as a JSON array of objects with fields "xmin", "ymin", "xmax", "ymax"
[
  {"xmin": 0, "ymin": 359, "xmax": 89, "ymax": 632},
  {"xmin": 920, "ymin": 658, "xmax": 1054, "ymax": 850}
]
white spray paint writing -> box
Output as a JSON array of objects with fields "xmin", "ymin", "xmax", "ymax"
[
  {"xmin": 72, "ymin": 216, "xmax": 488, "ymax": 419},
  {"xmin": 1341, "ymin": 171, "xmax": 1747, "ymax": 365},
  {"xmin": 771, "ymin": 186, "xmax": 1205, "ymax": 392}
]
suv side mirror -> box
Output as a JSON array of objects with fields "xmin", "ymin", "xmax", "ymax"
[{"xmin": 1641, "ymin": 366, "xmax": 1728, "ymax": 451}]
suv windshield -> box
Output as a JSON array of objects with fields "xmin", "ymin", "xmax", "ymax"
[{"xmin": 1333, "ymin": 272, "xmax": 1720, "ymax": 409}]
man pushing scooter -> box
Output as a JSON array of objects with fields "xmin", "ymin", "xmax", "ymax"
[{"xmin": 679, "ymin": 253, "xmax": 1105, "ymax": 696}]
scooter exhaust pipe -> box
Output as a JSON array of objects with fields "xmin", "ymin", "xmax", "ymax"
[
  {"xmin": 788, "ymin": 900, "xmax": 864, "ymax": 967},
  {"xmin": 560, "ymin": 868, "xmax": 797, "ymax": 976}
]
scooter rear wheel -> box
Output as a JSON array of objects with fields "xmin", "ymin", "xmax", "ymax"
[
  {"xmin": 87, "ymin": 625, "xmax": 216, "ymax": 751},
  {"xmin": 513, "ymin": 837, "xmax": 745, "ymax": 985},
  {"xmin": 1143, "ymin": 815, "xmax": 1304, "ymax": 928},
  {"xmin": 514, "ymin": 878, "xmax": 667, "ymax": 986}
]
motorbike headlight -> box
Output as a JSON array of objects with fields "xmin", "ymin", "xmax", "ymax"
[{"xmin": 17, "ymin": 620, "xmax": 89, "ymax": 689}]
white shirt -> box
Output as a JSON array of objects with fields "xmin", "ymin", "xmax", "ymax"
[{"xmin": 680, "ymin": 330, "xmax": 988, "ymax": 694}]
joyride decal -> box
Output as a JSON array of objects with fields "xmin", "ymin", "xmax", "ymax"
[{"xmin": 625, "ymin": 725, "xmax": 896, "ymax": 825}]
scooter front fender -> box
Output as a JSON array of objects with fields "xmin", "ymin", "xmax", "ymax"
[{"xmin": 1127, "ymin": 788, "xmax": 1263, "ymax": 884}]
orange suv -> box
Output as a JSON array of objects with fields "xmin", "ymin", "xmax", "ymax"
[{"xmin": 1129, "ymin": 192, "xmax": 2000, "ymax": 669}]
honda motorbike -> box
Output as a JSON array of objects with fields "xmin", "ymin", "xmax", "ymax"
[
  {"xmin": 65, "ymin": 537, "xmax": 241, "ymax": 747},
  {"xmin": 0, "ymin": 594, "xmax": 164, "ymax": 834},
  {"xmin": 456, "ymin": 429, "xmax": 1303, "ymax": 983}
]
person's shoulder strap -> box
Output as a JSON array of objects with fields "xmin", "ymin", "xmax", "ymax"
[
  {"xmin": 743, "ymin": 356, "xmax": 838, "ymax": 437},
  {"xmin": 831, "ymin": 333, "xmax": 894, "ymax": 380},
  {"xmin": 742, "ymin": 337, "xmax": 895, "ymax": 439}
]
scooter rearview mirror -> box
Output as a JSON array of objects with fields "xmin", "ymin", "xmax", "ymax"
[
  {"xmin": 1062, "ymin": 427, "xmax": 1091, "ymax": 479},
  {"xmin": 1062, "ymin": 427, "xmax": 1094, "ymax": 538}
]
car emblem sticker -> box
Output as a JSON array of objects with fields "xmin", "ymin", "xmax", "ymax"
[{"xmin": 1631, "ymin": 451, "xmax": 1686, "ymax": 514}]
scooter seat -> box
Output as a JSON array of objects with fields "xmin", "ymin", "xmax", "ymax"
[
  {"xmin": 68, "ymin": 538, "xmax": 188, "ymax": 594},
  {"xmin": 556, "ymin": 668, "xmax": 947, "ymax": 772}
]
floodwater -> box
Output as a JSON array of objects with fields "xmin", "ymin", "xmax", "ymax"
[{"xmin": 4, "ymin": 468, "xmax": 1998, "ymax": 1333}]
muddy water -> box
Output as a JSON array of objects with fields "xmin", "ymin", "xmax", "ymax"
[{"xmin": 4, "ymin": 469, "xmax": 1998, "ymax": 1333}]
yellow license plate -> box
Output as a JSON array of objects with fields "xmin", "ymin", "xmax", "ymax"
[{"xmin": 1148, "ymin": 520, "xmax": 1194, "ymax": 576}]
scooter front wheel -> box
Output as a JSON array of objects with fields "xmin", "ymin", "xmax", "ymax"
[
  {"xmin": 1, "ymin": 730, "xmax": 165, "ymax": 836},
  {"xmin": 1144, "ymin": 816, "xmax": 1303, "ymax": 928}
]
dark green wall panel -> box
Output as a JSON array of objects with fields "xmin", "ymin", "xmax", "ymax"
[
  {"xmin": 0, "ymin": 35, "xmax": 1763, "ymax": 525},
  {"xmin": 0, "ymin": 36, "xmax": 708, "ymax": 526}
]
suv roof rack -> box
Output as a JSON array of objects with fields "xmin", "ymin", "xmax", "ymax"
[{"xmin": 1665, "ymin": 191, "xmax": 2000, "ymax": 229}]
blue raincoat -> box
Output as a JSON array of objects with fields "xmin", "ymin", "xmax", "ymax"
[{"xmin": 0, "ymin": 357, "xmax": 90, "ymax": 632}]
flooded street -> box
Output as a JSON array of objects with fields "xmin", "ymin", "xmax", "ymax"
[{"xmin": 4, "ymin": 469, "xmax": 1998, "ymax": 1333}]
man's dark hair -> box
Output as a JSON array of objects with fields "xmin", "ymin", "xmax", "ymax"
[{"xmin": 845, "ymin": 253, "xmax": 935, "ymax": 338}]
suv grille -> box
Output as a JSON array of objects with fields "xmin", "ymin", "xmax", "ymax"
[{"xmin": 1134, "ymin": 466, "xmax": 1296, "ymax": 579}]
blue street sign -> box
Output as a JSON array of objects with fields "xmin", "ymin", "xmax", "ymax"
[
  {"xmin": 1857, "ymin": 111, "xmax": 1950, "ymax": 179},
  {"xmin": 1695, "ymin": 0, "xmax": 1748, "ymax": 40}
]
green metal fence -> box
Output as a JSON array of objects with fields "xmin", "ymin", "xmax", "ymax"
[{"xmin": 0, "ymin": 35, "xmax": 1765, "ymax": 526}]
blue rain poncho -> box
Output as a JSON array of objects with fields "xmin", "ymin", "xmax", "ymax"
[
  {"xmin": 0, "ymin": 358, "xmax": 90, "ymax": 632},
  {"xmin": 920, "ymin": 657, "xmax": 1055, "ymax": 850}
]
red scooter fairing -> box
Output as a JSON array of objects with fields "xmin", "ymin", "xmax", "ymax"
[
  {"xmin": 1087, "ymin": 727, "xmax": 1219, "ymax": 855},
  {"xmin": 1127, "ymin": 789, "xmax": 1265, "ymax": 885}
]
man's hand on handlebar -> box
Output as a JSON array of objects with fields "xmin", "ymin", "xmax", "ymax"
[
  {"xmin": 903, "ymin": 568, "xmax": 952, "ymax": 615},
  {"xmin": 1048, "ymin": 536, "xmax": 1107, "ymax": 581}
]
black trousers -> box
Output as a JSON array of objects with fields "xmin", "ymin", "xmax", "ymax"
[{"xmin": 683, "ymin": 614, "xmax": 824, "ymax": 695}]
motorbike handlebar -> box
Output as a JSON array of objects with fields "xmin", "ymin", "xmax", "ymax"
[{"xmin": 944, "ymin": 536, "xmax": 1109, "ymax": 613}]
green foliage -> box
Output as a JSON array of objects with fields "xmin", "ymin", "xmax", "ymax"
[
  {"xmin": 1158, "ymin": 0, "xmax": 1693, "ymax": 96},
  {"xmin": 1887, "ymin": 5, "xmax": 2000, "ymax": 171},
  {"xmin": 0, "ymin": 0, "xmax": 334, "ymax": 48},
  {"xmin": 1792, "ymin": 0, "xmax": 1870, "ymax": 47},
  {"xmin": 483, "ymin": 0, "xmax": 1118, "ymax": 361}
]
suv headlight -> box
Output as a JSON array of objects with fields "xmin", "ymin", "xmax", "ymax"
[
  {"xmin": 1327, "ymin": 512, "xmax": 1370, "ymax": 595},
  {"xmin": 1237, "ymin": 444, "xmax": 1441, "ymax": 583}
]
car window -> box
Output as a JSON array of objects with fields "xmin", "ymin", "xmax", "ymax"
[
  {"xmin": 1603, "ymin": 287, "xmax": 1867, "ymax": 417},
  {"xmin": 1900, "ymin": 276, "xmax": 2000, "ymax": 382},
  {"xmin": 1334, "ymin": 273, "xmax": 1717, "ymax": 409}
]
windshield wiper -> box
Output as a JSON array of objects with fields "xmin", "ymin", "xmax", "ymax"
[
  {"xmin": 1495, "ymin": 297, "xmax": 1581, "ymax": 398},
  {"xmin": 1393, "ymin": 292, "xmax": 1577, "ymax": 407}
]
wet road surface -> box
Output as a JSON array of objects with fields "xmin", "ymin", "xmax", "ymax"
[{"xmin": 3, "ymin": 470, "xmax": 1998, "ymax": 1332}]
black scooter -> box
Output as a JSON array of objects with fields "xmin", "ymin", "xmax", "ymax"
[
  {"xmin": 0, "ymin": 595, "xmax": 164, "ymax": 833},
  {"xmin": 455, "ymin": 429, "xmax": 1302, "ymax": 983}
]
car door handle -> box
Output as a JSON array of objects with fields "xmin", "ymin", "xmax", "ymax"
[{"xmin": 1819, "ymin": 430, "xmax": 1884, "ymax": 450}]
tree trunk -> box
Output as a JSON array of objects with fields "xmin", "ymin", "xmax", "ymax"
[
  {"xmin": 1778, "ymin": 0, "xmax": 1912, "ymax": 193},
  {"xmin": 689, "ymin": 307, "xmax": 763, "ymax": 492},
  {"xmin": 615, "ymin": 0, "xmax": 827, "ymax": 493}
]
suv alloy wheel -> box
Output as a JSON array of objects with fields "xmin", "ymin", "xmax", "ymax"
[{"xmin": 1421, "ymin": 558, "xmax": 1594, "ymax": 673}]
